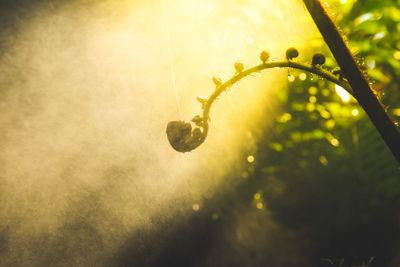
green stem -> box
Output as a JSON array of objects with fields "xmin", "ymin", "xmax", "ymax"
[
  {"xmin": 302, "ymin": 0, "xmax": 400, "ymax": 164},
  {"xmin": 200, "ymin": 61, "xmax": 351, "ymax": 145},
  {"xmin": 167, "ymin": 60, "xmax": 352, "ymax": 153}
]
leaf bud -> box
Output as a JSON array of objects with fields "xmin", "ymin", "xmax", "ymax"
[
  {"xmin": 286, "ymin": 47, "xmax": 299, "ymax": 60},
  {"xmin": 260, "ymin": 50, "xmax": 270, "ymax": 63},
  {"xmin": 312, "ymin": 53, "xmax": 325, "ymax": 66},
  {"xmin": 212, "ymin": 76, "xmax": 223, "ymax": 86},
  {"xmin": 234, "ymin": 62, "xmax": 244, "ymax": 73},
  {"xmin": 196, "ymin": 96, "xmax": 207, "ymax": 103},
  {"xmin": 191, "ymin": 115, "xmax": 203, "ymax": 126}
]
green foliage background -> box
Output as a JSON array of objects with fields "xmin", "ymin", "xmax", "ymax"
[
  {"xmin": 238, "ymin": 0, "xmax": 400, "ymax": 265},
  {"xmin": 191, "ymin": 1, "xmax": 400, "ymax": 266}
]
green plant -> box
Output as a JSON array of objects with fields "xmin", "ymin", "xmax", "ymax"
[{"xmin": 166, "ymin": 0, "xmax": 400, "ymax": 163}]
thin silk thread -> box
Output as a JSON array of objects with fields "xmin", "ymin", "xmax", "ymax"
[{"xmin": 164, "ymin": 0, "xmax": 182, "ymax": 119}]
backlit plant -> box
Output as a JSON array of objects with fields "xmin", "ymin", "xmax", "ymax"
[{"xmin": 166, "ymin": 0, "xmax": 400, "ymax": 164}]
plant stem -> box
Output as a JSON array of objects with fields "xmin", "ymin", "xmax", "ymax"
[
  {"xmin": 201, "ymin": 61, "xmax": 351, "ymax": 140},
  {"xmin": 168, "ymin": 60, "xmax": 352, "ymax": 152},
  {"xmin": 203, "ymin": 60, "xmax": 350, "ymax": 124},
  {"xmin": 302, "ymin": 0, "xmax": 400, "ymax": 164}
]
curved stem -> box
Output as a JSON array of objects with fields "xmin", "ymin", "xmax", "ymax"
[
  {"xmin": 201, "ymin": 61, "xmax": 352, "ymax": 138},
  {"xmin": 168, "ymin": 60, "xmax": 353, "ymax": 152}
]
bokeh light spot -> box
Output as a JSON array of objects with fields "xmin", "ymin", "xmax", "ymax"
[
  {"xmin": 320, "ymin": 110, "xmax": 331, "ymax": 119},
  {"xmin": 277, "ymin": 112, "xmax": 292, "ymax": 123},
  {"xmin": 319, "ymin": 155, "xmax": 328, "ymax": 166},
  {"xmin": 335, "ymin": 85, "xmax": 350, "ymax": 102},
  {"xmin": 330, "ymin": 138, "xmax": 340, "ymax": 147},
  {"xmin": 192, "ymin": 204, "xmax": 200, "ymax": 211},
  {"xmin": 306, "ymin": 103, "xmax": 315, "ymax": 112},
  {"xmin": 308, "ymin": 86, "xmax": 318, "ymax": 95},
  {"xmin": 247, "ymin": 155, "xmax": 255, "ymax": 163},
  {"xmin": 394, "ymin": 51, "xmax": 400, "ymax": 60},
  {"xmin": 325, "ymin": 120, "xmax": 335, "ymax": 129}
]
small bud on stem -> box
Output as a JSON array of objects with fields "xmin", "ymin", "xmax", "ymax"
[
  {"xmin": 286, "ymin": 47, "xmax": 299, "ymax": 60},
  {"xmin": 260, "ymin": 50, "xmax": 270, "ymax": 63},
  {"xmin": 234, "ymin": 62, "xmax": 245, "ymax": 73},
  {"xmin": 196, "ymin": 96, "xmax": 207, "ymax": 103},
  {"xmin": 212, "ymin": 76, "xmax": 223, "ymax": 86},
  {"xmin": 312, "ymin": 53, "xmax": 326, "ymax": 66},
  {"xmin": 191, "ymin": 114, "xmax": 203, "ymax": 126}
]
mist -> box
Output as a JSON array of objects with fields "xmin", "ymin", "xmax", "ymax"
[{"xmin": 0, "ymin": 0, "xmax": 316, "ymax": 266}]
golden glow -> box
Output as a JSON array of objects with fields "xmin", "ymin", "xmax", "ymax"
[
  {"xmin": 247, "ymin": 155, "xmax": 255, "ymax": 163},
  {"xmin": 309, "ymin": 96, "xmax": 317, "ymax": 103},
  {"xmin": 326, "ymin": 133, "xmax": 340, "ymax": 147},
  {"xmin": 335, "ymin": 84, "xmax": 351, "ymax": 102},
  {"xmin": 351, "ymin": 108, "xmax": 359, "ymax": 116},
  {"xmin": 0, "ymin": 0, "xmax": 317, "ymax": 265},
  {"xmin": 256, "ymin": 202, "xmax": 264, "ymax": 209},
  {"xmin": 330, "ymin": 138, "xmax": 340, "ymax": 147},
  {"xmin": 254, "ymin": 193, "xmax": 261, "ymax": 200}
]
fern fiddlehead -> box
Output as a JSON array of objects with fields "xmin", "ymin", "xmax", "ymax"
[{"xmin": 166, "ymin": 49, "xmax": 353, "ymax": 152}]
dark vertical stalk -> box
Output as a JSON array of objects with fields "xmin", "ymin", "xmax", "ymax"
[{"xmin": 302, "ymin": 0, "xmax": 400, "ymax": 163}]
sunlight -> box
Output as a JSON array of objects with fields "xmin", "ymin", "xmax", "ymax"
[
  {"xmin": 335, "ymin": 84, "xmax": 351, "ymax": 102},
  {"xmin": 0, "ymin": 0, "xmax": 318, "ymax": 265},
  {"xmin": 247, "ymin": 155, "xmax": 255, "ymax": 163}
]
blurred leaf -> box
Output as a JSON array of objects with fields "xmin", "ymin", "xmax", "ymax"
[
  {"xmin": 367, "ymin": 68, "xmax": 391, "ymax": 83},
  {"xmin": 354, "ymin": 20, "xmax": 385, "ymax": 35}
]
